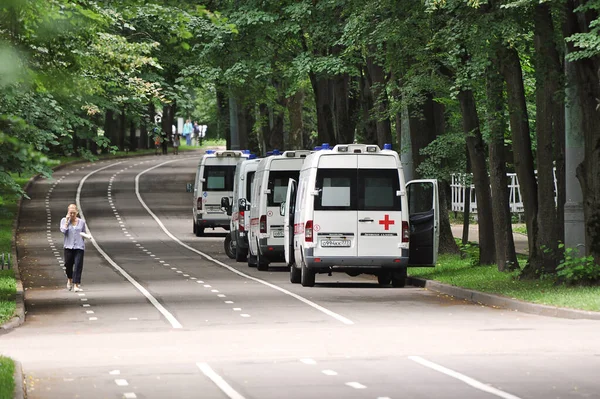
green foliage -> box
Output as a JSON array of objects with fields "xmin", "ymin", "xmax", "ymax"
[
  {"xmin": 417, "ymin": 130, "xmax": 467, "ymax": 180},
  {"xmin": 454, "ymin": 238, "xmax": 480, "ymax": 266},
  {"xmin": 556, "ymin": 245, "xmax": 599, "ymax": 285},
  {"xmin": 0, "ymin": 356, "xmax": 15, "ymax": 399}
]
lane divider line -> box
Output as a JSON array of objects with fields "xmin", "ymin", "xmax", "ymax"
[
  {"xmin": 76, "ymin": 162, "xmax": 183, "ymax": 329},
  {"xmin": 408, "ymin": 356, "xmax": 522, "ymax": 399},
  {"xmin": 196, "ymin": 362, "xmax": 245, "ymax": 399},
  {"xmin": 135, "ymin": 159, "xmax": 355, "ymax": 326}
]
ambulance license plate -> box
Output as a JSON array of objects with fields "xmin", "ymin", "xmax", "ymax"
[
  {"xmin": 272, "ymin": 230, "xmax": 285, "ymax": 238},
  {"xmin": 321, "ymin": 239, "xmax": 350, "ymax": 247}
]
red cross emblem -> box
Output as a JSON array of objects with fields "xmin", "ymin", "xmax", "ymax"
[{"xmin": 379, "ymin": 214, "xmax": 395, "ymax": 230}]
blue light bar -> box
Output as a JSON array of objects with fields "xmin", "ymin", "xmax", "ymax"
[
  {"xmin": 272, "ymin": 149, "xmax": 281, "ymax": 155},
  {"xmin": 249, "ymin": 154, "xmax": 257, "ymax": 160},
  {"xmin": 206, "ymin": 150, "xmax": 215, "ymax": 154},
  {"xmin": 314, "ymin": 146, "xmax": 322, "ymax": 151},
  {"xmin": 383, "ymin": 143, "xmax": 392, "ymax": 150}
]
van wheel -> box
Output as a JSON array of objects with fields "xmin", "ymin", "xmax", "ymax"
[
  {"xmin": 224, "ymin": 235, "xmax": 235, "ymax": 259},
  {"xmin": 391, "ymin": 269, "xmax": 407, "ymax": 288},
  {"xmin": 377, "ymin": 272, "xmax": 392, "ymax": 286},
  {"xmin": 247, "ymin": 255, "xmax": 257, "ymax": 268},
  {"xmin": 300, "ymin": 261, "xmax": 315, "ymax": 287},
  {"xmin": 256, "ymin": 251, "xmax": 269, "ymax": 271},
  {"xmin": 290, "ymin": 262, "xmax": 301, "ymax": 284},
  {"xmin": 195, "ymin": 224, "xmax": 204, "ymax": 237},
  {"xmin": 193, "ymin": 221, "xmax": 196, "ymax": 234},
  {"xmin": 236, "ymin": 247, "xmax": 248, "ymax": 262}
]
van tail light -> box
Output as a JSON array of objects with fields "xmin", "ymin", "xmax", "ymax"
[
  {"xmin": 259, "ymin": 215, "xmax": 267, "ymax": 234},
  {"xmin": 197, "ymin": 198, "xmax": 203, "ymax": 211},
  {"xmin": 239, "ymin": 210, "xmax": 245, "ymax": 232},
  {"xmin": 305, "ymin": 220, "xmax": 313, "ymax": 242},
  {"xmin": 402, "ymin": 221, "xmax": 409, "ymax": 243}
]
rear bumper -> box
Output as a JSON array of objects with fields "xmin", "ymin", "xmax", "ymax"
[
  {"xmin": 197, "ymin": 216, "xmax": 230, "ymax": 229},
  {"xmin": 258, "ymin": 238, "xmax": 284, "ymax": 261},
  {"xmin": 304, "ymin": 248, "xmax": 409, "ymax": 269}
]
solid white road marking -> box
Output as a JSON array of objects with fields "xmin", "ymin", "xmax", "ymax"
[
  {"xmin": 136, "ymin": 160, "xmax": 354, "ymax": 325},
  {"xmin": 408, "ymin": 356, "xmax": 522, "ymax": 399},
  {"xmin": 345, "ymin": 382, "xmax": 366, "ymax": 389},
  {"xmin": 124, "ymin": 393, "xmax": 137, "ymax": 399},
  {"xmin": 322, "ymin": 370, "xmax": 338, "ymax": 376},
  {"xmin": 115, "ymin": 379, "xmax": 128, "ymax": 386},
  {"xmin": 196, "ymin": 363, "xmax": 245, "ymax": 399},
  {"xmin": 76, "ymin": 163, "xmax": 183, "ymax": 329},
  {"xmin": 89, "ymin": 317, "xmax": 97, "ymax": 321}
]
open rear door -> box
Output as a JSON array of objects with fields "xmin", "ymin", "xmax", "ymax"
[
  {"xmin": 407, "ymin": 179, "xmax": 439, "ymax": 266},
  {"xmin": 283, "ymin": 179, "xmax": 297, "ymax": 266}
]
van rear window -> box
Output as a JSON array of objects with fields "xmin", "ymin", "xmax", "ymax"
[
  {"xmin": 268, "ymin": 171, "xmax": 299, "ymax": 206},
  {"xmin": 314, "ymin": 169, "xmax": 401, "ymax": 211},
  {"xmin": 203, "ymin": 166, "xmax": 235, "ymax": 191},
  {"xmin": 246, "ymin": 171, "xmax": 255, "ymax": 202}
]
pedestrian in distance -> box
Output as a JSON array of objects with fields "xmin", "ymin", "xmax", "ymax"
[
  {"xmin": 193, "ymin": 121, "xmax": 200, "ymax": 146},
  {"xmin": 60, "ymin": 204, "xmax": 87, "ymax": 292},
  {"xmin": 183, "ymin": 119, "xmax": 193, "ymax": 146},
  {"xmin": 172, "ymin": 131, "xmax": 181, "ymax": 155}
]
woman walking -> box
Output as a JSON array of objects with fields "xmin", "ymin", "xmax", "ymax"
[{"xmin": 60, "ymin": 204, "xmax": 87, "ymax": 292}]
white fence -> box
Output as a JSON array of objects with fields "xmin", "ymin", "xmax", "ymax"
[{"xmin": 451, "ymin": 170, "xmax": 557, "ymax": 214}]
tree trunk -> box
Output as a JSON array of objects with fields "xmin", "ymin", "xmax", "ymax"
[
  {"xmin": 258, "ymin": 103, "xmax": 270, "ymax": 155},
  {"xmin": 118, "ymin": 108, "xmax": 126, "ymax": 151},
  {"xmin": 517, "ymin": 3, "xmax": 564, "ymax": 277},
  {"xmin": 457, "ymin": 89, "xmax": 496, "ymax": 265},
  {"xmin": 129, "ymin": 119, "xmax": 136, "ymax": 151},
  {"xmin": 359, "ymin": 70, "xmax": 377, "ymax": 144},
  {"xmin": 366, "ymin": 55, "xmax": 392, "ymax": 147},
  {"xmin": 486, "ymin": 57, "xmax": 518, "ymax": 271},
  {"xmin": 216, "ymin": 89, "xmax": 229, "ymax": 147},
  {"xmin": 499, "ymin": 45, "xmax": 539, "ymax": 265},
  {"xmin": 270, "ymin": 98, "xmax": 285, "ymax": 151},
  {"xmin": 565, "ymin": 0, "xmax": 600, "ymax": 263},
  {"xmin": 332, "ymin": 74, "xmax": 356, "ymax": 145},
  {"xmin": 309, "ymin": 73, "xmax": 335, "ymax": 145},
  {"xmin": 439, "ymin": 181, "xmax": 460, "ymax": 255},
  {"xmin": 287, "ymin": 90, "xmax": 305, "ymax": 149},
  {"xmin": 462, "ymin": 148, "xmax": 471, "ymax": 245}
]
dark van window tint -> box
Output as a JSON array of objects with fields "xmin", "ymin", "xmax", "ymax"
[
  {"xmin": 314, "ymin": 169, "xmax": 356, "ymax": 210},
  {"xmin": 267, "ymin": 171, "xmax": 299, "ymax": 206},
  {"xmin": 314, "ymin": 169, "xmax": 401, "ymax": 211},
  {"xmin": 359, "ymin": 169, "xmax": 400, "ymax": 210},
  {"xmin": 246, "ymin": 171, "xmax": 255, "ymax": 202},
  {"xmin": 203, "ymin": 166, "xmax": 235, "ymax": 191}
]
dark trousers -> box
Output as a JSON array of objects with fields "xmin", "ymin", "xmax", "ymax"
[{"xmin": 64, "ymin": 248, "xmax": 85, "ymax": 284}]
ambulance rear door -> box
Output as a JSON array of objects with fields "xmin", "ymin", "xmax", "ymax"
[
  {"xmin": 407, "ymin": 179, "xmax": 439, "ymax": 266},
  {"xmin": 283, "ymin": 178, "xmax": 297, "ymax": 266},
  {"xmin": 312, "ymin": 155, "xmax": 358, "ymax": 258},
  {"xmin": 356, "ymin": 155, "xmax": 403, "ymax": 258}
]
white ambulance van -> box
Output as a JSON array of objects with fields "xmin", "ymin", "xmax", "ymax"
[
  {"xmin": 248, "ymin": 150, "xmax": 311, "ymax": 271},
  {"xmin": 190, "ymin": 149, "xmax": 250, "ymax": 236},
  {"xmin": 282, "ymin": 143, "xmax": 439, "ymax": 287},
  {"xmin": 222, "ymin": 156, "xmax": 261, "ymax": 261}
]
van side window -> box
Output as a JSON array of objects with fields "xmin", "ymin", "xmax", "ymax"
[
  {"xmin": 203, "ymin": 166, "xmax": 235, "ymax": 191},
  {"xmin": 246, "ymin": 171, "xmax": 255, "ymax": 202}
]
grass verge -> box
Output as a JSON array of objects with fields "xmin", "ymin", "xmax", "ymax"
[
  {"xmin": 0, "ymin": 356, "xmax": 15, "ymax": 399},
  {"xmin": 410, "ymin": 254, "xmax": 600, "ymax": 312}
]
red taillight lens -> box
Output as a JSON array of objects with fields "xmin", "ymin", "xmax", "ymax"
[
  {"xmin": 197, "ymin": 198, "xmax": 203, "ymax": 211},
  {"xmin": 259, "ymin": 215, "xmax": 267, "ymax": 234},
  {"xmin": 305, "ymin": 220, "xmax": 313, "ymax": 242},
  {"xmin": 402, "ymin": 221, "xmax": 409, "ymax": 242},
  {"xmin": 239, "ymin": 210, "xmax": 245, "ymax": 232}
]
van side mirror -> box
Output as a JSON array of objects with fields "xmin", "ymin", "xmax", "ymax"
[
  {"xmin": 221, "ymin": 197, "xmax": 232, "ymax": 215},
  {"xmin": 310, "ymin": 189, "xmax": 321, "ymax": 196},
  {"xmin": 239, "ymin": 198, "xmax": 249, "ymax": 211},
  {"xmin": 186, "ymin": 183, "xmax": 193, "ymax": 193},
  {"xmin": 280, "ymin": 202, "xmax": 286, "ymax": 216}
]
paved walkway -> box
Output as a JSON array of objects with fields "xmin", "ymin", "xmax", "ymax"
[{"xmin": 451, "ymin": 224, "xmax": 529, "ymax": 255}]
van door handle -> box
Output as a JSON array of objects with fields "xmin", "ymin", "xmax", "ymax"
[{"xmin": 359, "ymin": 218, "xmax": 373, "ymax": 223}]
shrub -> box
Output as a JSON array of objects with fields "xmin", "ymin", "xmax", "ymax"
[{"xmin": 556, "ymin": 245, "xmax": 599, "ymax": 285}]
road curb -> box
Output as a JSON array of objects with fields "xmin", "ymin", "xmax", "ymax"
[
  {"xmin": 13, "ymin": 360, "xmax": 25, "ymax": 399},
  {"xmin": 407, "ymin": 276, "xmax": 600, "ymax": 320}
]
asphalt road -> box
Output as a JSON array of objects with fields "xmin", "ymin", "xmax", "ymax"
[{"xmin": 2, "ymin": 153, "xmax": 599, "ymax": 399}]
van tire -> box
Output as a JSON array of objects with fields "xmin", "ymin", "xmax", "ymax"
[
  {"xmin": 290, "ymin": 263, "xmax": 301, "ymax": 284},
  {"xmin": 224, "ymin": 235, "xmax": 235, "ymax": 259},
  {"xmin": 300, "ymin": 261, "xmax": 315, "ymax": 287},
  {"xmin": 377, "ymin": 272, "xmax": 392, "ymax": 286},
  {"xmin": 247, "ymin": 255, "xmax": 257, "ymax": 268},
  {"xmin": 236, "ymin": 247, "xmax": 248, "ymax": 262},
  {"xmin": 195, "ymin": 223, "xmax": 204, "ymax": 237},
  {"xmin": 391, "ymin": 269, "xmax": 407, "ymax": 288},
  {"xmin": 256, "ymin": 251, "xmax": 269, "ymax": 271}
]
